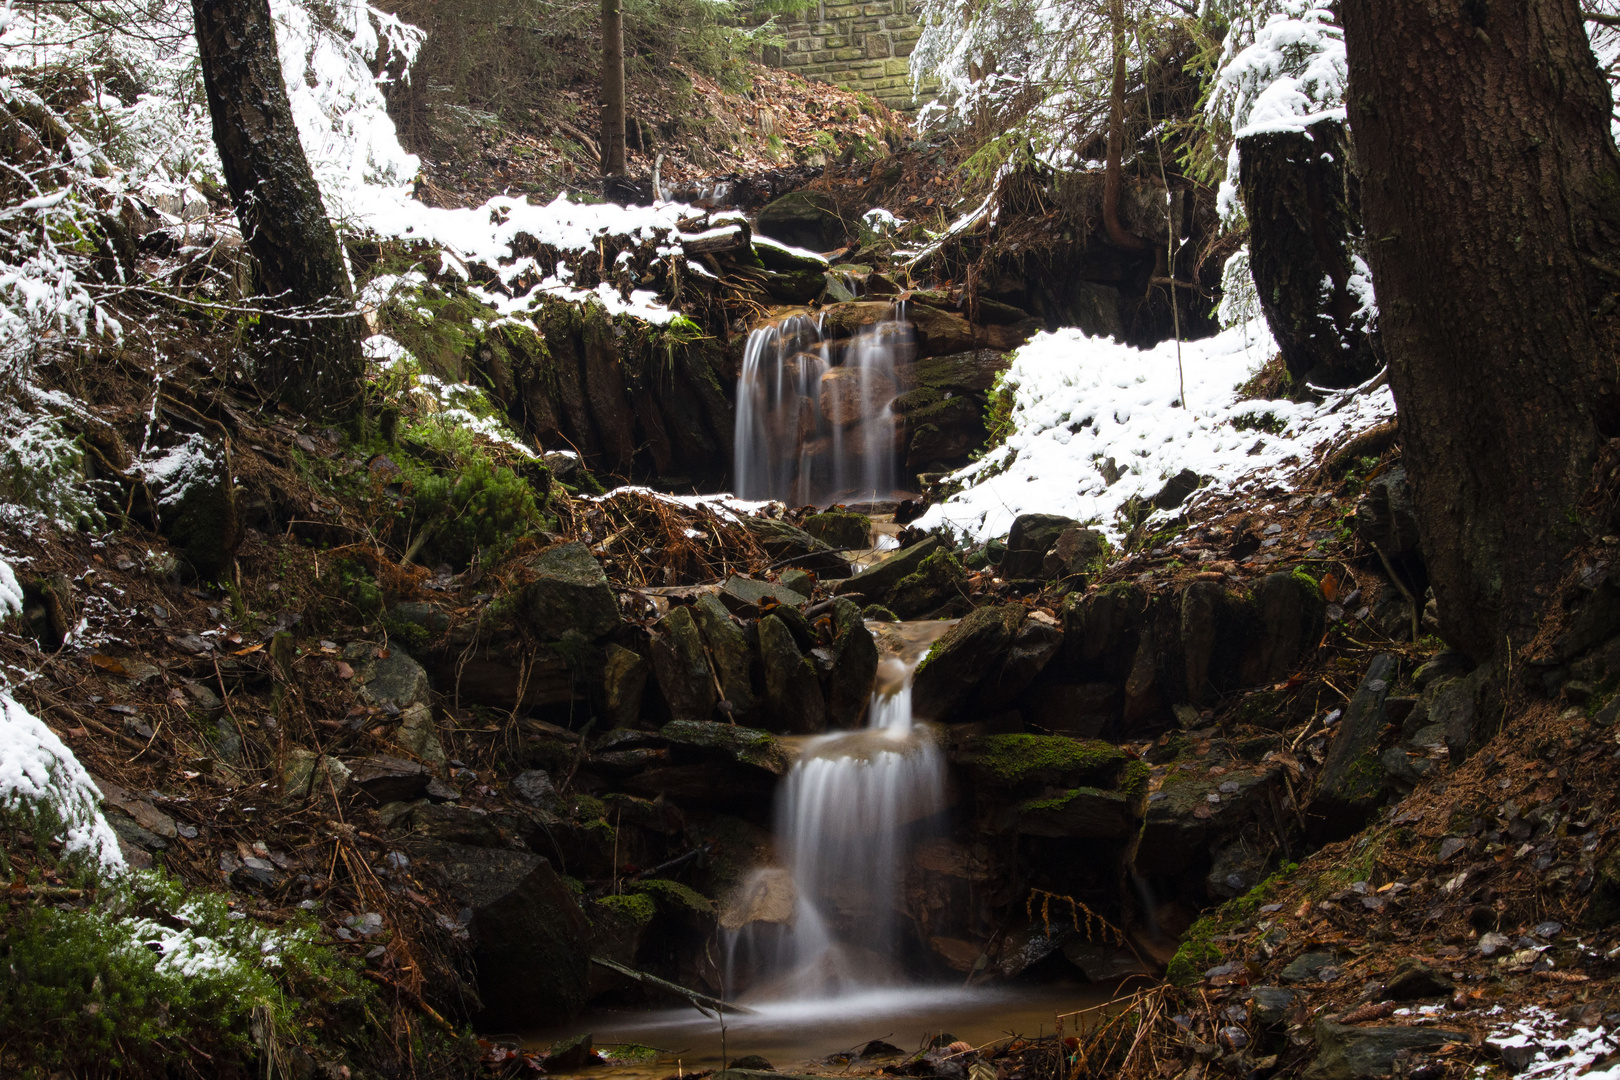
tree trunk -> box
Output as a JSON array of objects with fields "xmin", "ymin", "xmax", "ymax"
[
  {"xmin": 1340, "ymin": 0, "xmax": 1620, "ymax": 662},
  {"xmin": 1237, "ymin": 119, "xmax": 1379, "ymax": 388},
  {"xmin": 1102, "ymin": 0, "xmax": 1146, "ymax": 251},
  {"xmin": 601, "ymin": 0, "xmax": 626, "ymax": 177},
  {"xmin": 192, "ymin": 0, "xmax": 365, "ymax": 418}
]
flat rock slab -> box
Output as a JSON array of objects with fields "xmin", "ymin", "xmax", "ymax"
[
  {"xmin": 348, "ymin": 755, "xmax": 430, "ymax": 803},
  {"xmin": 1304, "ymin": 1021, "xmax": 1468, "ymax": 1080},
  {"xmin": 833, "ymin": 534, "xmax": 942, "ymax": 603},
  {"xmin": 720, "ymin": 575, "xmax": 808, "ymax": 616}
]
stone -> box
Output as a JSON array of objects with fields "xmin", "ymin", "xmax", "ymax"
[
  {"xmin": 1015, "ymin": 786, "xmax": 1135, "ymax": 838},
  {"xmin": 759, "ymin": 614, "xmax": 827, "ymax": 734},
  {"xmin": 512, "ymin": 769, "xmax": 564, "ymax": 814},
  {"xmin": 357, "ymin": 651, "xmax": 431, "ymax": 711},
  {"xmin": 1151, "ymin": 468, "xmax": 1201, "ymax": 509},
  {"xmin": 283, "ymin": 748, "xmax": 320, "ymax": 801},
  {"xmin": 802, "ymin": 510, "xmax": 872, "ymax": 549},
  {"xmin": 524, "ymin": 542, "xmax": 620, "ymax": 640},
  {"xmin": 905, "ymin": 301, "xmax": 981, "ymax": 356},
  {"xmin": 1207, "ymin": 838, "xmax": 1271, "ymax": 899},
  {"xmin": 1282, "ymin": 952, "xmax": 1339, "ymax": 983},
  {"xmin": 1022, "ymin": 682, "xmax": 1115, "ymax": 738},
  {"xmin": 825, "ymin": 598, "xmax": 879, "ymax": 728},
  {"xmin": 743, "ymin": 518, "xmax": 852, "ymax": 578},
  {"xmin": 390, "ymin": 601, "xmax": 451, "ymax": 633},
  {"xmin": 955, "ymin": 733, "xmax": 1127, "ymax": 793},
  {"xmin": 819, "ymin": 367, "xmax": 896, "ymax": 427},
  {"xmin": 349, "ymin": 755, "xmax": 431, "ymax": 803},
  {"xmin": 182, "ymin": 681, "xmax": 223, "ymax": 715},
  {"xmin": 1310, "ymin": 653, "xmax": 1397, "ymax": 837},
  {"xmin": 720, "ymin": 575, "xmax": 809, "ymax": 616},
  {"xmin": 1000, "ymin": 513, "xmax": 1082, "ymax": 579},
  {"xmin": 1354, "ymin": 465, "xmax": 1422, "ymax": 560},
  {"xmin": 1429, "ymin": 666, "xmax": 1497, "ymax": 764},
  {"xmin": 719, "ymin": 866, "xmax": 798, "ymax": 929},
  {"xmin": 1062, "ymin": 939, "xmax": 1152, "ymax": 981},
  {"xmin": 756, "ymin": 190, "xmax": 845, "ymax": 251},
  {"xmin": 1043, "ymin": 527, "xmax": 1106, "ymax": 579},
  {"xmin": 658, "ymin": 719, "xmax": 789, "ymax": 774},
  {"xmin": 1303, "ymin": 1021, "xmax": 1468, "ymax": 1080},
  {"xmin": 213, "ymin": 717, "xmax": 243, "ymax": 764},
  {"xmin": 1130, "ymin": 763, "xmax": 1280, "ymax": 878},
  {"xmin": 692, "ymin": 594, "xmax": 758, "ymax": 717},
  {"xmin": 544, "ymin": 1032, "xmax": 600, "ymax": 1071},
  {"xmin": 1181, "ymin": 581, "xmax": 1225, "ymax": 705},
  {"xmin": 394, "ymin": 703, "xmax": 447, "ymax": 769},
  {"xmin": 780, "ymin": 569, "xmax": 815, "ymax": 597},
  {"xmin": 1242, "ymin": 571, "xmax": 1327, "ymax": 685},
  {"xmin": 1383, "ymin": 961, "xmax": 1453, "ymax": 1000},
  {"xmin": 912, "ymin": 604, "xmax": 1025, "ymax": 720},
  {"xmin": 602, "ymin": 644, "xmax": 649, "ymax": 728},
  {"xmin": 403, "ymin": 840, "xmax": 591, "ymax": 1027},
  {"xmin": 998, "ymin": 610, "xmax": 1063, "ymax": 700},
  {"xmin": 395, "ymin": 802, "xmax": 512, "ymax": 847},
  {"xmin": 650, "ymin": 605, "xmax": 718, "ymax": 724},
  {"xmin": 833, "ymin": 534, "xmax": 942, "ymax": 604},
  {"xmin": 1250, "ymin": 986, "xmax": 1302, "ymax": 1025},
  {"xmin": 92, "ymin": 776, "xmax": 177, "ymax": 838},
  {"xmin": 887, "ymin": 547, "xmax": 967, "ymax": 618}
]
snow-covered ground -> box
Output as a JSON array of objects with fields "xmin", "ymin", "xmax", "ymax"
[{"xmin": 911, "ymin": 318, "xmax": 1395, "ymax": 544}]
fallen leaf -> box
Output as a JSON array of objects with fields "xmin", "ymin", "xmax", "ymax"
[
  {"xmin": 89, "ymin": 655, "xmax": 130, "ymax": 676},
  {"xmin": 231, "ymin": 642, "xmax": 264, "ymax": 656},
  {"xmin": 336, "ymin": 661, "xmax": 354, "ymax": 679}
]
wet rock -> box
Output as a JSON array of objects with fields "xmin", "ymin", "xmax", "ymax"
[
  {"xmin": 588, "ymin": 896, "xmax": 654, "ymax": 997},
  {"xmin": 182, "ymin": 681, "xmax": 223, "ymax": 715},
  {"xmin": 650, "ymin": 606, "xmax": 717, "ymax": 724},
  {"xmin": 1242, "ymin": 570, "xmax": 1327, "ymax": 685},
  {"xmin": 825, "ymin": 598, "xmax": 879, "ymax": 728},
  {"xmin": 693, "ymin": 594, "xmax": 758, "ymax": 716},
  {"xmin": 999, "ymin": 610, "xmax": 1063, "ymax": 699},
  {"xmin": 1022, "ymin": 682, "xmax": 1115, "ymax": 738},
  {"xmin": 756, "ymin": 190, "xmax": 844, "ymax": 251},
  {"xmin": 1181, "ymin": 581, "xmax": 1226, "ymax": 705},
  {"xmin": 1311, "ymin": 653, "xmax": 1397, "ymax": 837},
  {"xmin": 758, "ymin": 614, "xmax": 827, "ymax": 734},
  {"xmin": 1383, "ymin": 961, "xmax": 1453, "ymax": 1001},
  {"xmin": 1043, "ymin": 527, "xmax": 1107, "ymax": 579},
  {"xmin": 93, "ymin": 776, "xmax": 177, "ymax": 839},
  {"xmin": 912, "ymin": 604, "xmax": 1025, "ymax": 720},
  {"xmin": 107, "ymin": 811, "xmax": 169, "ymax": 852},
  {"xmin": 802, "ymin": 510, "xmax": 871, "ymax": 550},
  {"xmin": 1000, "ymin": 514, "xmax": 1082, "ymax": 579},
  {"xmin": 887, "ymin": 546, "xmax": 967, "ymax": 619},
  {"xmin": 523, "ymin": 542, "xmax": 620, "ymax": 640},
  {"xmin": 1061, "ymin": 582, "xmax": 1151, "ymax": 678},
  {"xmin": 404, "ymin": 840, "xmax": 591, "ymax": 1026},
  {"xmin": 394, "ymin": 802, "xmax": 515, "ymax": 848},
  {"xmin": 1303, "ymin": 1021, "xmax": 1468, "ymax": 1080},
  {"xmin": 956, "ymin": 733, "xmax": 1127, "ymax": 792},
  {"xmin": 602, "ymin": 644, "xmax": 649, "ymax": 728},
  {"xmin": 1014, "ymin": 786, "xmax": 1136, "ymax": 838},
  {"xmin": 833, "ymin": 534, "xmax": 942, "ymax": 605},
  {"xmin": 394, "ymin": 703, "xmax": 446, "ymax": 769},
  {"xmin": 820, "ymin": 367, "xmax": 897, "ymax": 427},
  {"xmin": 1251, "ymin": 986, "xmax": 1302, "ymax": 1025},
  {"xmin": 1355, "ymin": 465, "xmax": 1422, "ymax": 561},
  {"xmin": 719, "ymin": 866, "xmax": 797, "ymax": 929},
  {"xmin": 780, "ymin": 569, "xmax": 815, "ymax": 597},
  {"xmin": 1130, "ymin": 763, "xmax": 1280, "ymax": 878},
  {"xmin": 658, "ymin": 719, "xmax": 789, "ymax": 774},
  {"xmin": 512, "ymin": 769, "xmax": 564, "ymax": 814},
  {"xmin": 282, "ymin": 748, "xmax": 320, "ymax": 800},
  {"xmin": 357, "ymin": 651, "xmax": 430, "ymax": 711},
  {"xmin": 744, "ymin": 517, "xmax": 852, "ymax": 578},
  {"xmin": 1062, "ymin": 939, "xmax": 1152, "ymax": 981},
  {"xmin": 543, "ymin": 1032, "xmax": 602, "ymax": 1071},
  {"xmin": 349, "ymin": 755, "xmax": 431, "ymax": 803},
  {"xmin": 720, "ymin": 575, "xmax": 809, "ymax": 616},
  {"xmin": 906, "ymin": 302, "xmax": 981, "ymax": 357},
  {"xmin": 729, "ymin": 1056, "xmax": 776, "ymax": 1072},
  {"xmin": 1282, "ymin": 952, "xmax": 1339, "ymax": 983},
  {"xmin": 1428, "ymin": 666, "xmax": 1498, "ymax": 764},
  {"xmin": 390, "ymin": 601, "xmax": 451, "ymax": 633}
]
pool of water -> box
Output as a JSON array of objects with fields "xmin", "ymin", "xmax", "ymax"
[{"xmin": 527, "ymin": 979, "xmax": 1142, "ymax": 1078}]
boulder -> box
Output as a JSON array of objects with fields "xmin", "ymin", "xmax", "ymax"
[
  {"xmin": 1151, "ymin": 468, "xmax": 1201, "ymax": 510},
  {"xmin": 1000, "ymin": 514, "xmax": 1082, "ymax": 579},
  {"xmin": 403, "ymin": 840, "xmax": 591, "ymax": 1027},
  {"xmin": 649, "ymin": 606, "xmax": 717, "ymax": 724},
  {"xmin": 888, "ymin": 547, "xmax": 968, "ymax": 619},
  {"xmin": 906, "ymin": 302, "xmax": 981, "ymax": 356},
  {"xmin": 512, "ymin": 769, "xmax": 564, "ymax": 814},
  {"xmin": 1241, "ymin": 570, "xmax": 1327, "ymax": 685},
  {"xmin": 743, "ymin": 518, "xmax": 852, "ymax": 579},
  {"xmin": 394, "ymin": 702, "xmax": 447, "ymax": 769},
  {"xmin": 1311, "ymin": 653, "xmax": 1397, "ymax": 837},
  {"xmin": 954, "ymin": 733, "xmax": 1127, "ymax": 794},
  {"xmin": 1130, "ymin": 763, "xmax": 1280, "ymax": 878},
  {"xmin": 524, "ymin": 542, "xmax": 620, "ymax": 640},
  {"xmin": 1062, "ymin": 939, "xmax": 1153, "ymax": 981},
  {"xmin": 1354, "ymin": 465, "xmax": 1422, "ymax": 560},
  {"xmin": 1062, "ymin": 582, "xmax": 1151, "ymax": 678},
  {"xmin": 781, "ymin": 569, "xmax": 815, "ymax": 597},
  {"xmin": 393, "ymin": 802, "xmax": 515, "ymax": 848},
  {"xmin": 1207, "ymin": 838, "xmax": 1272, "ymax": 899},
  {"xmin": 1043, "ymin": 528, "xmax": 1107, "ymax": 579},
  {"xmin": 1022, "ymin": 682, "xmax": 1115, "ymax": 738},
  {"xmin": 349, "ymin": 755, "xmax": 431, "ymax": 803},
  {"xmin": 658, "ymin": 720, "xmax": 789, "ymax": 775},
  {"xmin": 1383, "ymin": 961, "xmax": 1453, "ymax": 1001},
  {"xmin": 357, "ymin": 651, "xmax": 430, "ymax": 711},
  {"xmin": 998, "ymin": 611, "xmax": 1063, "ymax": 700},
  {"xmin": 758, "ymin": 614, "xmax": 827, "ymax": 734},
  {"xmin": 833, "ymin": 534, "xmax": 942, "ymax": 604},
  {"xmin": 825, "ymin": 598, "xmax": 879, "ymax": 728},
  {"xmin": 602, "ymin": 644, "xmax": 649, "ymax": 728},
  {"xmin": 1014, "ymin": 786, "xmax": 1136, "ymax": 839},
  {"xmin": 719, "ymin": 866, "xmax": 797, "ymax": 930},
  {"xmin": 1251, "ymin": 986, "xmax": 1302, "ymax": 1025},
  {"xmin": 912, "ymin": 604, "xmax": 1024, "ymax": 720},
  {"xmin": 802, "ymin": 510, "xmax": 871, "ymax": 550},
  {"xmin": 756, "ymin": 190, "xmax": 845, "ymax": 251},
  {"xmin": 1303, "ymin": 1021, "xmax": 1468, "ymax": 1080},
  {"xmin": 1427, "ymin": 666, "xmax": 1497, "ymax": 764},
  {"xmin": 692, "ymin": 594, "xmax": 758, "ymax": 716},
  {"xmin": 720, "ymin": 575, "xmax": 809, "ymax": 616}
]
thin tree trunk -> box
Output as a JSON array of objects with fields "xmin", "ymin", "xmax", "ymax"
[
  {"xmin": 192, "ymin": 0, "xmax": 366, "ymax": 418},
  {"xmin": 1340, "ymin": 0, "xmax": 1620, "ymax": 662},
  {"xmin": 1102, "ymin": 0, "xmax": 1145, "ymax": 251},
  {"xmin": 601, "ymin": 0, "xmax": 626, "ymax": 176}
]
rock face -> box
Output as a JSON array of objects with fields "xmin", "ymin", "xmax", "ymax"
[
  {"xmin": 524, "ymin": 542, "xmax": 620, "ymax": 640},
  {"xmin": 912, "ymin": 604, "xmax": 1029, "ymax": 720},
  {"xmin": 758, "ymin": 614, "xmax": 827, "ymax": 734},
  {"xmin": 1130, "ymin": 762, "xmax": 1281, "ymax": 878},
  {"xmin": 1355, "ymin": 465, "xmax": 1422, "ymax": 560},
  {"xmin": 756, "ymin": 190, "xmax": 845, "ymax": 251},
  {"xmin": 890, "ymin": 348, "xmax": 1016, "ymax": 474},
  {"xmin": 402, "ymin": 840, "xmax": 591, "ymax": 1028},
  {"xmin": 650, "ymin": 606, "xmax": 718, "ymax": 724}
]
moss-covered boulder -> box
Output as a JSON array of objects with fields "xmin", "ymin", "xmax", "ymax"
[
  {"xmin": 758, "ymin": 614, "xmax": 827, "ymax": 734},
  {"xmin": 602, "ymin": 644, "xmax": 649, "ymax": 728},
  {"xmin": 803, "ymin": 510, "xmax": 871, "ymax": 550},
  {"xmin": 524, "ymin": 542, "xmax": 620, "ymax": 640},
  {"xmin": 1240, "ymin": 569, "xmax": 1327, "ymax": 685},
  {"xmin": 657, "ymin": 719, "xmax": 789, "ymax": 774},
  {"xmin": 888, "ymin": 547, "xmax": 967, "ymax": 619},
  {"xmin": 1310, "ymin": 653, "xmax": 1397, "ymax": 838},
  {"xmin": 743, "ymin": 517, "xmax": 852, "ymax": 579},
  {"xmin": 1013, "ymin": 785, "xmax": 1138, "ymax": 839},
  {"xmin": 1129, "ymin": 761, "xmax": 1282, "ymax": 877},
  {"xmin": 911, "ymin": 603, "xmax": 1025, "ymax": 720},
  {"xmin": 649, "ymin": 606, "xmax": 717, "ymax": 724},
  {"xmin": 692, "ymin": 594, "xmax": 757, "ymax": 716},
  {"xmin": 833, "ymin": 534, "xmax": 942, "ymax": 606},
  {"xmin": 954, "ymin": 733, "xmax": 1128, "ymax": 793},
  {"xmin": 1000, "ymin": 513, "xmax": 1082, "ymax": 579}
]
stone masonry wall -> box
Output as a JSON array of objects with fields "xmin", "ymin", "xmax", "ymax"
[{"xmin": 755, "ymin": 0, "xmax": 939, "ymax": 114}]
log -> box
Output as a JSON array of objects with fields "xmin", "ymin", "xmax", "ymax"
[
  {"xmin": 681, "ymin": 223, "xmax": 751, "ymax": 257},
  {"xmin": 588, "ymin": 956, "xmax": 758, "ymax": 1016}
]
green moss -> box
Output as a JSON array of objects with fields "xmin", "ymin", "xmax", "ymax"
[
  {"xmin": 960, "ymin": 733, "xmax": 1127, "ymax": 787},
  {"xmin": 1166, "ymin": 915, "xmax": 1223, "ymax": 986},
  {"xmin": 1290, "ymin": 566, "xmax": 1322, "ymax": 593},
  {"xmin": 802, "ymin": 510, "xmax": 872, "ymax": 550},
  {"xmin": 594, "ymin": 894, "xmax": 656, "ymax": 925},
  {"xmin": 629, "ymin": 878, "xmax": 715, "ymax": 916},
  {"xmin": 1118, "ymin": 759, "xmax": 1151, "ymax": 801},
  {"xmin": 889, "ymin": 548, "xmax": 967, "ymax": 618}
]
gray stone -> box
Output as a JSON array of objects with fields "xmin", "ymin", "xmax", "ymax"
[
  {"xmin": 1428, "ymin": 666, "xmax": 1497, "ymax": 764},
  {"xmin": 523, "ymin": 542, "xmax": 620, "ymax": 640},
  {"xmin": 998, "ymin": 610, "xmax": 1064, "ymax": 701},
  {"xmin": 1015, "ymin": 786, "xmax": 1135, "ymax": 839},
  {"xmin": 391, "ymin": 601, "xmax": 450, "ymax": 633},
  {"xmin": 1354, "ymin": 465, "xmax": 1422, "ymax": 560},
  {"xmin": 756, "ymin": 189, "xmax": 846, "ymax": 251},
  {"xmin": 1251, "ymin": 986, "xmax": 1302, "ymax": 1025},
  {"xmin": 1311, "ymin": 653, "xmax": 1396, "ymax": 837},
  {"xmin": 1151, "ymin": 468, "xmax": 1201, "ymax": 510},
  {"xmin": 1000, "ymin": 513, "xmax": 1081, "ymax": 579},
  {"xmin": 93, "ymin": 776, "xmax": 177, "ymax": 838},
  {"xmin": 357, "ymin": 651, "xmax": 431, "ymax": 711},
  {"xmin": 213, "ymin": 717, "xmax": 243, "ymax": 764},
  {"xmin": 1282, "ymin": 952, "xmax": 1339, "ymax": 983},
  {"xmin": 1242, "ymin": 570, "xmax": 1327, "ymax": 685},
  {"xmin": 832, "ymin": 534, "xmax": 942, "ymax": 604},
  {"xmin": 658, "ymin": 719, "xmax": 789, "ymax": 774},
  {"xmin": 780, "ymin": 569, "xmax": 815, "ymax": 597},
  {"xmin": 349, "ymin": 755, "xmax": 431, "ymax": 803},
  {"xmin": 825, "ymin": 597, "xmax": 878, "ymax": 729},
  {"xmin": 1130, "ymin": 763, "xmax": 1280, "ymax": 878},
  {"xmin": 1042, "ymin": 527, "xmax": 1107, "ymax": 579},
  {"xmin": 283, "ymin": 748, "xmax": 319, "ymax": 801},
  {"xmin": 602, "ymin": 644, "xmax": 649, "ymax": 728},
  {"xmin": 693, "ymin": 594, "xmax": 758, "ymax": 716},
  {"xmin": 1303, "ymin": 1021, "xmax": 1468, "ymax": 1080},
  {"xmin": 719, "ymin": 575, "xmax": 808, "ymax": 616},
  {"xmin": 1207, "ymin": 838, "xmax": 1271, "ymax": 899},
  {"xmin": 912, "ymin": 604, "xmax": 1025, "ymax": 721},
  {"xmin": 1383, "ymin": 961, "xmax": 1453, "ymax": 1001},
  {"xmin": 743, "ymin": 517, "xmax": 851, "ymax": 578},
  {"xmin": 758, "ymin": 614, "xmax": 826, "ymax": 734},
  {"xmin": 1181, "ymin": 581, "xmax": 1224, "ymax": 704},
  {"xmin": 182, "ymin": 681, "xmax": 223, "ymax": 714},
  {"xmin": 395, "ymin": 702, "xmax": 447, "ymax": 769},
  {"xmin": 1413, "ymin": 650, "xmax": 1471, "ymax": 690},
  {"xmin": 649, "ymin": 605, "xmax": 717, "ymax": 724}
]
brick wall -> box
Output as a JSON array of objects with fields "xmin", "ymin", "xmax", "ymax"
[{"xmin": 756, "ymin": 0, "xmax": 939, "ymax": 114}]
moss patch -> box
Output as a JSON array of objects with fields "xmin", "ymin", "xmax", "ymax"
[
  {"xmin": 958, "ymin": 733, "xmax": 1127, "ymax": 789},
  {"xmin": 629, "ymin": 877, "xmax": 715, "ymax": 916},
  {"xmin": 594, "ymin": 893, "xmax": 656, "ymax": 925}
]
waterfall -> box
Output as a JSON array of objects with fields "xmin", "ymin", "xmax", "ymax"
[
  {"xmin": 722, "ymin": 628, "xmax": 948, "ymax": 1001},
  {"xmin": 732, "ymin": 307, "xmax": 910, "ymax": 505}
]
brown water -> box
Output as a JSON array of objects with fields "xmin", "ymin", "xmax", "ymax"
[{"xmin": 529, "ymin": 980, "xmax": 1142, "ymax": 1078}]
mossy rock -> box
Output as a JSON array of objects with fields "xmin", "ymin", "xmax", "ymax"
[
  {"xmin": 955, "ymin": 733, "xmax": 1127, "ymax": 791},
  {"xmin": 912, "ymin": 603, "xmax": 1025, "ymax": 719},
  {"xmin": 659, "ymin": 719, "xmax": 789, "ymax": 775},
  {"xmin": 523, "ymin": 542, "xmax": 620, "ymax": 640},
  {"xmin": 594, "ymin": 893, "xmax": 656, "ymax": 926},
  {"xmin": 649, "ymin": 605, "xmax": 717, "ymax": 724},
  {"xmin": 628, "ymin": 877, "xmax": 715, "ymax": 917},
  {"xmin": 833, "ymin": 534, "xmax": 942, "ymax": 604},
  {"xmin": 802, "ymin": 510, "xmax": 871, "ymax": 550},
  {"xmin": 1013, "ymin": 785, "xmax": 1136, "ymax": 838},
  {"xmin": 889, "ymin": 548, "xmax": 967, "ymax": 619}
]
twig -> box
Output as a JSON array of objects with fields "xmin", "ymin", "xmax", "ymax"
[{"xmin": 588, "ymin": 956, "xmax": 758, "ymax": 1016}]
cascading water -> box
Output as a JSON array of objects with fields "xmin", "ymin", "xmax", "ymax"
[
  {"xmin": 722, "ymin": 625, "xmax": 949, "ymax": 1002},
  {"xmin": 732, "ymin": 306, "xmax": 911, "ymax": 505}
]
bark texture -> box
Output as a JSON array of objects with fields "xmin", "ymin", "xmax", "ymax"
[
  {"xmin": 1238, "ymin": 119, "xmax": 1379, "ymax": 388},
  {"xmin": 192, "ymin": 0, "xmax": 365, "ymax": 416},
  {"xmin": 1341, "ymin": 0, "xmax": 1620, "ymax": 662},
  {"xmin": 601, "ymin": 0, "xmax": 627, "ymax": 176},
  {"xmin": 1102, "ymin": 0, "xmax": 1146, "ymax": 251}
]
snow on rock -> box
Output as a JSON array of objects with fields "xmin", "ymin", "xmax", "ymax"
[
  {"xmin": 912, "ymin": 318, "xmax": 1395, "ymax": 545},
  {"xmin": 1476, "ymin": 1005, "xmax": 1620, "ymax": 1080},
  {"xmin": 131, "ymin": 433, "xmax": 218, "ymax": 508},
  {"xmin": 0, "ymin": 681, "xmax": 124, "ymax": 874}
]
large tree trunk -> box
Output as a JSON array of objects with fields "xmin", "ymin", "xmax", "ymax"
[
  {"xmin": 1101, "ymin": 0, "xmax": 1146, "ymax": 251},
  {"xmin": 601, "ymin": 0, "xmax": 627, "ymax": 177},
  {"xmin": 192, "ymin": 0, "xmax": 365, "ymax": 417},
  {"xmin": 1340, "ymin": 0, "xmax": 1620, "ymax": 662}
]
